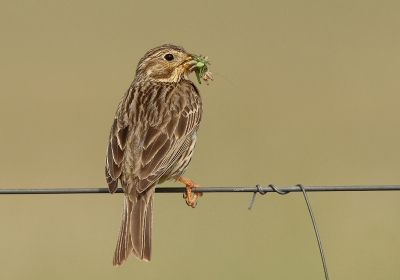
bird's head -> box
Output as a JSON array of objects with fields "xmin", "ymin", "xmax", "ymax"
[{"xmin": 135, "ymin": 44, "xmax": 193, "ymax": 83}]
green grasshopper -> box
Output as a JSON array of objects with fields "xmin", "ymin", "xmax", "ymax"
[{"xmin": 184, "ymin": 54, "xmax": 213, "ymax": 85}]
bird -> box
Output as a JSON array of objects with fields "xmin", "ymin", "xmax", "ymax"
[{"xmin": 105, "ymin": 44, "xmax": 207, "ymax": 266}]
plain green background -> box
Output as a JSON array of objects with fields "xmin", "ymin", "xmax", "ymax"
[{"xmin": 1, "ymin": 1, "xmax": 400, "ymax": 279}]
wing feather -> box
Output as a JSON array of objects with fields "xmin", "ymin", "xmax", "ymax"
[
  {"xmin": 105, "ymin": 88, "xmax": 134, "ymax": 193},
  {"xmin": 141, "ymin": 133, "xmax": 170, "ymax": 166}
]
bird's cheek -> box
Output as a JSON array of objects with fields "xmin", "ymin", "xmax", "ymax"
[
  {"xmin": 146, "ymin": 64, "xmax": 163, "ymax": 78},
  {"xmin": 148, "ymin": 66, "xmax": 175, "ymax": 80},
  {"xmin": 146, "ymin": 69, "xmax": 153, "ymax": 77}
]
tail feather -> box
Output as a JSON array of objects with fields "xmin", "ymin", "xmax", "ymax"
[
  {"xmin": 132, "ymin": 190, "xmax": 154, "ymax": 261},
  {"xmin": 113, "ymin": 196, "xmax": 134, "ymax": 266},
  {"xmin": 113, "ymin": 190, "xmax": 154, "ymax": 266}
]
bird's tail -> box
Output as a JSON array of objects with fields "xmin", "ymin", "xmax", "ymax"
[{"xmin": 113, "ymin": 190, "xmax": 154, "ymax": 266}]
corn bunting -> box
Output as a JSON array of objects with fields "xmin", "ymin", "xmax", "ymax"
[{"xmin": 105, "ymin": 44, "xmax": 209, "ymax": 265}]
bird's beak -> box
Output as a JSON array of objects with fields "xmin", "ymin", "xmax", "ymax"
[{"xmin": 182, "ymin": 56, "xmax": 193, "ymax": 70}]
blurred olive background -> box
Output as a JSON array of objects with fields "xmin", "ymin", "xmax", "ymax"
[{"xmin": 1, "ymin": 1, "xmax": 400, "ymax": 279}]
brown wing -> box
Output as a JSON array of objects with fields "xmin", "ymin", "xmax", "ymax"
[
  {"xmin": 136, "ymin": 81, "xmax": 202, "ymax": 193},
  {"xmin": 105, "ymin": 88, "xmax": 133, "ymax": 193}
]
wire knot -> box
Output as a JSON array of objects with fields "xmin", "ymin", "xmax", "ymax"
[
  {"xmin": 248, "ymin": 184, "xmax": 268, "ymax": 210},
  {"xmin": 268, "ymin": 184, "xmax": 289, "ymax": 195},
  {"xmin": 256, "ymin": 184, "xmax": 266, "ymax": 195},
  {"xmin": 248, "ymin": 184, "xmax": 290, "ymax": 210}
]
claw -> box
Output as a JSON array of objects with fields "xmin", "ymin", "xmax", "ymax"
[{"xmin": 174, "ymin": 176, "xmax": 202, "ymax": 208}]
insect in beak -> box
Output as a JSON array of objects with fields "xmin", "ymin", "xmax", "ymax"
[{"xmin": 183, "ymin": 54, "xmax": 213, "ymax": 85}]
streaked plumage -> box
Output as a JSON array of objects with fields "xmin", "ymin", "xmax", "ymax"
[{"xmin": 105, "ymin": 44, "xmax": 202, "ymax": 265}]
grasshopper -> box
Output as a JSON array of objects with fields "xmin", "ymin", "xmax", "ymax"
[{"xmin": 184, "ymin": 54, "xmax": 213, "ymax": 85}]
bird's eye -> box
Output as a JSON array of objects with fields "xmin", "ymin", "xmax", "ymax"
[{"xmin": 164, "ymin": 54, "xmax": 174, "ymax": 61}]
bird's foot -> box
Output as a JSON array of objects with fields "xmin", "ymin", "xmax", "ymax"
[{"xmin": 174, "ymin": 176, "xmax": 202, "ymax": 208}]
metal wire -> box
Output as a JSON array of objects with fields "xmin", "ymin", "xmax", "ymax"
[
  {"xmin": 297, "ymin": 184, "xmax": 329, "ymax": 280},
  {"xmin": 1, "ymin": 184, "xmax": 400, "ymax": 194},
  {"xmin": 246, "ymin": 184, "xmax": 329, "ymax": 279},
  {"xmin": 3, "ymin": 184, "xmax": 399, "ymax": 279}
]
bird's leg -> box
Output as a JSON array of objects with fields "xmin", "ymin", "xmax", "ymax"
[{"xmin": 174, "ymin": 176, "xmax": 203, "ymax": 208}]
